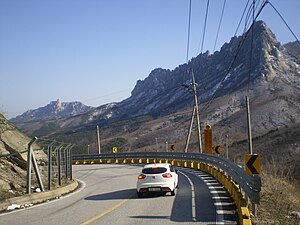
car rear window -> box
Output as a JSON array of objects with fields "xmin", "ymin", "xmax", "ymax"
[{"xmin": 142, "ymin": 167, "xmax": 167, "ymax": 174}]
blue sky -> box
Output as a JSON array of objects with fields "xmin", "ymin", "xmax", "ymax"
[{"xmin": 0, "ymin": 0, "xmax": 299, "ymax": 119}]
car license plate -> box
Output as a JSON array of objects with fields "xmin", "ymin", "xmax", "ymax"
[{"xmin": 148, "ymin": 187, "xmax": 161, "ymax": 192}]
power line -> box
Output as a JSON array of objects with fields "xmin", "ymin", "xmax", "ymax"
[
  {"xmin": 247, "ymin": 0, "xmax": 256, "ymax": 94},
  {"xmin": 234, "ymin": 0, "xmax": 251, "ymax": 36},
  {"xmin": 186, "ymin": 0, "xmax": 192, "ymax": 67},
  {"xmin": 198, "ymin": 0, "xmax": 210, "ymax": 54},
  {"xmin": 244, "ymin": 0, "xmax": 262, "ymax": 32},
  {"xmin": 213, "ymin": 0, "xmax": 226, "ymax": 52},
  {"xmin": 267, "ymin": 0, "xmax": 300, "ymax": 45},
  {"xmin": 83, "ymin": 89, "xmax": 132, "ymax": 103},
  {"xmin": 202, "ymin": 1, "xmax": 268, "ymax": 113}
]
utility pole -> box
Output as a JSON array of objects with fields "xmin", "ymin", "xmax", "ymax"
[
  {"xmin": 185, "ymin": 70, "xmax": 203, "ymax": 153},
  {"xmin": 185, "ymin": 70, "xmax": 202, "ymax": 153},
  {"xmin": 96, "ymin": 125, "xmax": 101, "ymax": 154},
  {"xmin": 185, "ymin": 106, "xmax": 195, "ymax": 153},
  {"xmin": 246, "ymin": 96, "xmax": 253, "ymax": 155},
  {"xmin": 192, "ymin": 71, "xmax": 203, "ymax": 153},
  {"xmin": 225, "ymin": 134, "xmax": 229, "ymax": 159}
]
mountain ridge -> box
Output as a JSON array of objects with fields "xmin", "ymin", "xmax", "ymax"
[
  {"xmin": 10, "ymin": 99, "xmax": 94, "ymax": 123},
  {"xmin": 11, "ymin": 20, "xmax": 300, "ymax": 139}
]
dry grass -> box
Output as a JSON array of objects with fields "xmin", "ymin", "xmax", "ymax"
[{"xmin": 252, "ymin": 170, "xmax": 300, "ymax": 225}]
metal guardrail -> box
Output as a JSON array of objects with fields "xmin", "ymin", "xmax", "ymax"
[{"xmin": 73, "ymin": 152, "xmax": 261, "ymax": 204}]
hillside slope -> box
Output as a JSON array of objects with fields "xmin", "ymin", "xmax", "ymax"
[{"xmin": 0, "ymin": 113, "xmax": 47, "ymax": 200}]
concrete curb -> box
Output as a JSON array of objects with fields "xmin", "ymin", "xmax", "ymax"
[{"xmin": 0, "ymin": 180, "xmax": 78, "ymax": 213}]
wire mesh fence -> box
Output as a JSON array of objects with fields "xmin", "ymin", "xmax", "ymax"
[
  {"xmin": 34, "ymin": 138, "xmax": 74, "ymax": 192},
  {"xmin": 0, "ymin": 137, "xmax": 74, "ymax": 195}
]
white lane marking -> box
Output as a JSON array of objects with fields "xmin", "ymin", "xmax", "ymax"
[
  {"xmin": 214, "ymin": 202, "xmax": 235, "ymax": 206},
  {"xmin": 211, "ymin": 222, "xmax": 238, "ymax": 225},
  {"xmin": 210, "ymin": 190, "xmax": 227, "ymax": 194},
  {"xmin": 180, "ymin": 168, "xmax": 237, "ymax": 224},
  {"xmin": 205, "ymin": 182, "xmax": 221, "ymax": 185},
  {"xmin": 208, "ymin": 186, "xmax": 225, "ymax": 189},
  {"xmin": 178, "ymin": 171, "xmax": 196, "ymax": 222},
  {"xmin": 212, "ymin": 196, "xmax": 231, "ymax": 200},
  {"xmin": 216, "ymin": 210, "xmax": 237, "ymax": 215}
]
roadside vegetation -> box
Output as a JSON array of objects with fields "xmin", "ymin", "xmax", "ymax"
[{"xmin": 253, "ymin": 170, "xmax": 300, "ymax": 224}]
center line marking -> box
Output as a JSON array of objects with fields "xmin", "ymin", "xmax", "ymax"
[{"xmin": 81, "ymin": 193, "xmax": 134, "ymax": 225}]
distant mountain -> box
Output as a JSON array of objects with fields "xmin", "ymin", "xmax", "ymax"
[
  {"xmin": 11, "ymin": 99, "xmax": 94, "ymax": 123},
  {"xmin": 284, "ymin": 41, "xmax": 300, "ymax": 59},
  {"xmin": 12, "ymin": 20, "xmax": 300, "ymax": 138}
]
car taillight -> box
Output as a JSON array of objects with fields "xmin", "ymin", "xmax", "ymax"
[
  {"xmin": 162, "ymin": 173, "xmax": 172, "ymax": 178},
  {"xmin": 138, "ymin": 174, "xmax": 146, "ymax": 179}
]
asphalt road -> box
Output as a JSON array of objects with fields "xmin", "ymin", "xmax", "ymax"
[{"xmin": 0, "ymin": 164, "xmax": 238, "ymax": 225}]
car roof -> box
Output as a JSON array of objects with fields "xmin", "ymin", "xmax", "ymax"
[{"xmin": 143, "ymin": 163, "xmax": 171, "ymax": 169}]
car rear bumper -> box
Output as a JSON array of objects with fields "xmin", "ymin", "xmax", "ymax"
[{"xmin": 137, "ymin": 182, "xmax": 175, "ymax": 192}]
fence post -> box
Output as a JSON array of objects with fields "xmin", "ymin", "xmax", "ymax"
[
  {"xmin": 69, "ymin": 145, "xmax": 74, "ymax": 180},
  {"xmin": 31, "ymin": 149, "xmax": 45, "ymax": 192},
  {"xmin": 64, "ymin": 144, "xmax": 72, "ymax": 180},
  {"xmin": 58, "ymin": 146, "xmax": 62, "ymax": 186},
  {"xmin": 26, "ymin": 137, "xmax": 38, "ymax": 194},
  {"xmin": 47, "ymin": 142, "xmax": 55, "ymax": 190}
]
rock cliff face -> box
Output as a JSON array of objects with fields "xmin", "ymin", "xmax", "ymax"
[
  {"xmin": 1, "ymin": 113, "xmax": 34, "ymax": 163},
  {"xmin": 112, "ymin": 20, "xmax": 299, "ymax": 130}
]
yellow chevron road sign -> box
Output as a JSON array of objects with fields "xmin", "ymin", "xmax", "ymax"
[
  {"xmin": 245, "ymin": 154, "xmax": 260, "ymax": 175},
  {"xmin": 214, "ymin": 145, "xmax": 221, "ymax": 155},
  {"xmin": 170, "ymin": 144, "xmax": 175, "ymax": 151},
  {"xmin": 112, "ymin": 147, "xmax": 118, "ymax": 153}
]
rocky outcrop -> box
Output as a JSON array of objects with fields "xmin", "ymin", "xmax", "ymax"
[
  {"xmin": 0, "ymin": 113, "xmax": 47, "ymax": 200},
  {"xmin": 11, "ymin": 99, "xmax": 94, "ymax": 123},
  {"xmin": 1, "ymin": 113, "xmax": 32, "ymax": 164}
]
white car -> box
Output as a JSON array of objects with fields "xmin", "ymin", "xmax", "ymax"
[{"xmin": 137, "ymin": 163, "xmax": 178, "ymax": 198}]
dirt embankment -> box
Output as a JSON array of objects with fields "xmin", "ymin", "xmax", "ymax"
[{"xmin": 0, "ymin": 113, "xmax": 47, "ymax": 201}]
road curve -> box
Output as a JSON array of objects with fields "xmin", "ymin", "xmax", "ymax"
[{"xmin": 0, "ymin": 164, "xmax": 238, "ymax": 225}]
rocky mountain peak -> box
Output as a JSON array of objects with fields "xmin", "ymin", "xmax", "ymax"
[
  {"xmin": 10, "ymin": 100, "xmax": 94, "ymax": 123},
  {"xmin": 54, "ymin": 99, "xmax": 62, "ymax": 110}
]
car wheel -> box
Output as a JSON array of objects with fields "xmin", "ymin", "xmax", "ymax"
[
  {"xmin": 171, "ymin": 190, "xmax": 175, "ymax": 196},
  {"xmin": 137, "ymin": 192, "xmax": 143, "ymax": 198}
]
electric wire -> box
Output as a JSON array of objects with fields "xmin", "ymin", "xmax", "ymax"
[
  {"xmin": 198, "ymin": 0, "xmax": 210, "ymax": 55},
  {"xmin": 213, "ymin": 0, "xmax": 226, "ymax": 52},
  {"xmin": 186, "ymin": 0, "xmax": 192, "ymax": 68},
  {"xmin": 267, "ymin": 0, "xmax": 300, "ymax": 45},
  {"xmin": 202, "ymin": 1, "xmax": 268, "ymax": 113},
  {"xmin": 244, "ymin": 0, "xmax": 262, "ymax": 32},
  {"xmin": 247, "ymin": 0, "xmax": 256, "ymax": 94},
  {"xmin": 234, "ymin": 0, "xmax": 251, "ymax": 36}
]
